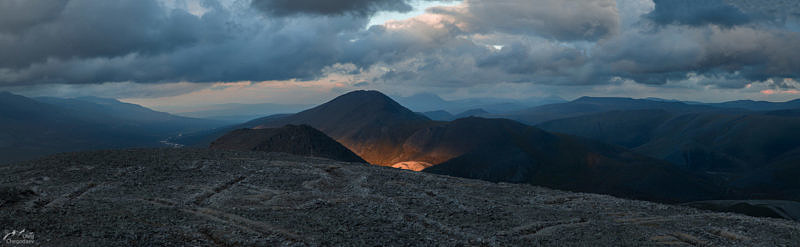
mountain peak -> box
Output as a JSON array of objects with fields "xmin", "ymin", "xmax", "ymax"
[
  {"xmin": 317, "ymin": 90, "xmax": 421, "ymax": 117},
  {"xmin": 335, "ymin": 90, "xmax": 395, "ymax": 104}
]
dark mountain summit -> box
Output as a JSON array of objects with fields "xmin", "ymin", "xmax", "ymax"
[
  {"xmin": 246, "ymin": 90, "xmax": 436, "ymax": 165},
  {"xmin": 210, "ymin": 125, "xmax": 365, "ymax": 163}
]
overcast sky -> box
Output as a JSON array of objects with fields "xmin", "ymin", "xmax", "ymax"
[{"xmin": 1, "ymin": 0, "xmax": 800, "ymax": 111}]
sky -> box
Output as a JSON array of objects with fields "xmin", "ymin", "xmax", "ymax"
[{"xmin": 1, "ymin": 0, "xmax": 800, "ymax": 112}]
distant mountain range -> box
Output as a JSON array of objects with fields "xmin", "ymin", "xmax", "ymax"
[
  {"xmin": 497, "ymin": 96, "xmax": 734, "ymax": 125},
  {"xmin": 421, "ymin": 108, "xmax": 490, "ymax": 121},
  {"xmin": 0, "ymin": 92, "xmax": 224, "ymax": 164},
  {"xmin": 188, "ymin": 90, "xmax": 726, "ymax": 202},
  {"xmin": 702, "ymin": 99, "xmax": 800, "ymax": 111},
  {"xmin": 393, "ymin": 93, "xmax": 565, "ymax": 113},
  {"xmin": 6, "ymin": 89, "xmax": 800, "ymax": 204},
  {"xmin": 173, "ymin": 102, "xmax": 312, "ymax": 123}
]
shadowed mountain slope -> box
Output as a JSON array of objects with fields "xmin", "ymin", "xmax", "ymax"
[
  {"xmin": 537, "ymin": 110, "xmax": 800, "ymax": 201},
  {"xmin": 0, "ymin": 92, "xmax": 223, "ymax": 164},
  {"xmin": 1, "ymin": 148, "xmax": 797, "ymax": 245},
  {"xmin": 37, "ymin": 96, "xmax": 221, "ymax": 134},
  {"xmin": 538, "ymin": 110, "xmax": 800, "ymax": 171},
  {"xmin": 419, "ymin": 118, "xmax": 721, "ymax": 203},
  {"xmin": 210, "ymin": 125, "xmax": 365, "ymax": 163}
]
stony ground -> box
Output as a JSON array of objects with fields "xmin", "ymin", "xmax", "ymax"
[{"xmin": 1, "ymin": 148, "xmax": 799, "ymax": 246}]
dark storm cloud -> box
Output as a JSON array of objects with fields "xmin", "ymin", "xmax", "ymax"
[
  {"xmin": 0, "ymin": 0, "xmax": 69, "ymax": 34},
  {"xmin": 645, "ymin": 0, "xmax": 751, "ymax": 27},
  {"xmin": 0, "ymin": 0, "xmax": 369, "ymax": 85},
  {"xmin": 1, "ymin": 0, "xmax": 799, "ymax": 95},
  {"xmin": 251, "ymin": 0, "xmax": 414, "ymax": 16},
  {"xmin": 0, "ymin": 0, "xmax": 206, "ymax": 69},
  {"xmin": 592, "ymin": 25, "xmax": 800, "ymax": 87}
]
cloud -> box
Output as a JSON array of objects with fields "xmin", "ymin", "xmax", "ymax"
[
  {"xmin": 645, "ymin": 0, "xmax": 751, "ymax": 27},
  {"xmin": 592, "ymin": 25, "xmax": 800, "ymax": 87},
  {"xmin": 0, "ymin": 0, "xmax": 69, "ymax": 34},
  {"xmin": 0, "ymin": 0, "xmax": 212, "ymax": 71},
  {"xmin": 0, "ymin": 0, "xmax": 370, "ymax": 85},
  {"xmin": 0, "ymin": 0, "xmax": 799, "ymax": 102},
  {"xmin": 250, "ymin": 0, "xmax": 414, "ymax": 17},
  {"xmin": 431, "ymin": 0, "xmax": 619, "ymax": 41}
]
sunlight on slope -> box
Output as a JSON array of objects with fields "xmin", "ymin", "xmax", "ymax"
[{"xmin": 391, "ymin": 161, "xmax": 434, "ymax": 171}]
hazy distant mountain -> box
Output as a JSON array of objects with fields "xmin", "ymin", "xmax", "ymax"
[
  {"xmin": 393, "ymin": 93, "xmax": 565, "ymax": 113},
  {"xmin": 501, "ymin": 96, "xmax": 733, "ymax": 125},
  {"xmin": 420, "ymin": 110, "xmax": 453, "ymax": 121},
  {"xmin": 210, "ymin": 124, "xmax": 365, "ymax": 163},
  {"xmin": 0, "ymin": 92, "xmax": 224, "ymax": 164},
  {"xmin": 174, "ymin": 102, "xmax": 312, "ymax": 123},
  {"xmin": 453, "ymin": 109, "xmax": 489, "ymax": 119},
  {"xmin": 37, "ymin": 96, "xmax": 221, "ymax": 134},
  {"xmin": 420, "ymin": 109, "xmax": 489, "ymax": 121},
  {"xmin": 703, "ymin": 99, "xmax": 800, "ymax": 111}
]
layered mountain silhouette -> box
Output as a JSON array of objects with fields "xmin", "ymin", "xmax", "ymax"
[
  {"xmin": 421, "ymin": 109, "xmax": 490, "ymax": 121},
  {"xmin": 394, "ymin": 92, "xmax": 565, "ymax": 113},
  {"xmin": 182, "ymin": 90, "xmax": 436, "ymax": 165},
  {"xmin": 0, "ymin": 92, "xmax": 223, "ymax": 164},
  {"xmin": 210, "ymin": 124, "xmax": 365, "ymax": 163},
  {"xmin": 413, "ymin": 117, "xmax": 719, "ymax": 202},
  {"xmin": 537, "ymin": 109, "xmax": 800, "ymax": 201},
  {"xmin": 705, "ymin": 99, "xmax": 800, "ymax": 111},
  {"xmin": 501, "ymin": 96, "xmax": 732, "ymax": 125},
  {"xmin": 421, "ymin": 110, "xmax": 454, "ymax": 121},
  {"xmin": 197, "ymin": 90, "xmax": 722, "ymax": 202}
]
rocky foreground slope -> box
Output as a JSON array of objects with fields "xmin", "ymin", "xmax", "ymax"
[{"xmin": 1, "ymin": 149, "xmax": 799, "ymax": 246}]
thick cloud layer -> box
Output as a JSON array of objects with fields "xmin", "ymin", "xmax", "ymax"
[
  {"xmin": 645, "ymin": 0, "xmax": 750, "ymax": 27},
  {"xmin": 251, "ymin": 0, "xmax": 414, "ymax": 16},
  {"xmin": 0, "ymin": 0, "xmax": 799, "ymax": 98},
  {"xmin": 437, "ymin": 0, "xmax": 619, "ymax": 41}
]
